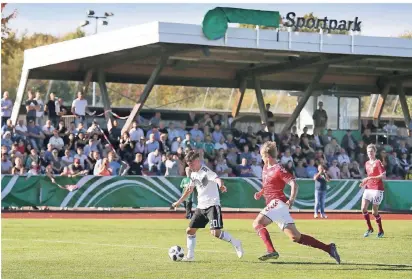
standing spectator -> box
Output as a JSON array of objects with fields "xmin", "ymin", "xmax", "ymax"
[
  {"xmin": 265, "ymin": 103, "xmax": 274, "ymax": 124},
  {"xmin": 55, "ymin": 97, "xmax": 67, "ymax": 123},
  {"xmin": 71, "ymin": 92, "xmax": 89, "ymax": 127},
  {"xmin": 313, "ymin": 101, "xmax": 328, "ymax": 131},
  {"xmin": 150, "ymin": 112, "xmax": 162, "ymax": 126},
  {"xmin": 327, "ymin": 160, "xmax": 341, "ymax": 179},
  {"xmin": 165, "ymin": 153, "xmax": 179, "ymax": 176},
  {"xmin": 25, "ymin": 90, "xmax": 39, "ymax": 124},
  {"xmin": 341, "ymin": 130, "xmax": 357, "ymax": 158},
  {"xmin": 313, "ymin": 164, "xmax": 330, "ymax": 219},
  {"xmin": 1, "ymin": 91, "xmax": 13, "ymax": 126},
  {"xmin": 147, "ymin": 149, "xmax": 162, "ymax": 174},
  {"xmin": 362, "ymin": 128, "xmax": 375, "ymax": 145},
  {"xmin": 27, "ymin": 119, "xmax": 45, "ymax": 150},
  {"xmin": 190, "ymin": 123, "xmax": 204, "ymax": 141},
  {"xmin": 34, "ymin": 91, "xmax": 44, "ymax": 126},
  {"xmin": 45, "ymin": 93, "xmax": 58, "ymax": 127},
  {"xmin": 295, "ymin": 160, "xmax": 308, "ymax": 178},
  {"xmin": 237, "ymin": 158, "xmax": 253, "ymax": 177},
  {"xmin": 250, "ymin": 158, "xmax": 262, "ymax": 178},
  {"xmin": 129, "ymin": 153, "xmax": 144, "ymax": 175},
  {"xmin": 109, "ymin": 120, "xmax": 122, "ymax": 147},
  {"xmin": 146, "ymin": 134, "xmax": 160, "ymax": 154},
  {"xmin": 129, "ymin": 121, "xmax": 144, "ymax": 142},
  {"xmin": 340, "ymin": 163, "xmax": 351, "ymax": 179}
]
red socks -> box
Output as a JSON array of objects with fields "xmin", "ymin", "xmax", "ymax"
[
  {"xmin": 298, "ymin": 234, "xmax": 331, "ymax": 254},
  {"xmin": 255, "ymin": 224, "xmax": 276, "ymax": 253},
  {"xmin": 374, "ymin": 214, "xmax": 384, "ymax": 233},
  {"xmin": 363, "ymin": 212, "xmax": 373, "ymax": 231}
]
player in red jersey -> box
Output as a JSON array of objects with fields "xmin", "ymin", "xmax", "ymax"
[
  {"xmin": 252, "ymin": 141, "xmax": 340, "ymax": 264},
  {"xmin": 360, "ymin": 144, "xmax": 386, "ymax": 238}
]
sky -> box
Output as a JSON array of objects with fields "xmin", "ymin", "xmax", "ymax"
[{"xmin": 3, "ymin": 3, "xmax": 412, "ymax": 38}]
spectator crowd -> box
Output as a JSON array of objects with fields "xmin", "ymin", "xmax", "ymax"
[{"xmin": 1, "ymin": 91, "xmax": 412, "ymax": 181}]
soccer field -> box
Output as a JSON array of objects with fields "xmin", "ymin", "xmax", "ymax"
[{"xmin": 2, "ymin": 218, "xmax": 412, "ymax": 279}]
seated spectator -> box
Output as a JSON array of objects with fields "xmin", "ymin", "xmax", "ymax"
[
  {"xmin": 306, "ymin": 159, "xmax": 318, "ymax": 178},
  {"xmin": 167, "ymin": 122, "xmax": 179, "ymax": 145},
  {"xmin": 97, "ymin": 158, "xmax": 112, "ymax": 176},
  {"xmin": 27, "ymin": 119, "xmax": 45, "ymax": 150},
  {"xmin": 212, "ymin": 124, "xmax": 224, "ymax": 143},
  {"xmin": 324, "ymin": 138, "xmax": 341, "ymax": 163},
  {"xmin": 292, "ymin": 146, "xmax": 305, "ymax": 165},
  {"xmin": 399, "ymin": 153, "xmax": 410, "ymax": 174},
  {"xmin": 50, "ymin": 149, "xmax": 63, "ymax": 174},
  {"xmin": 1, "ymin": 152, "xmax": 12, "ymax": 174},
  {"xmin": 199, "ymin": 113, "xmax": 214, "ymax": 130},
  {"xmin": 11, "ymin": 157, "xmax": 26, "ymax": 175},
  {"xmin": 25, "ymin": 148, "xmax": 40, "ymax": 170},
  {"xmin": 61, "ymin": 149, "xmax": 74, "ymax": 168},
  {"xmin": 406, "ymin": 168, "xmax": 412, "ymax": 180},
  {"xmin": 175, "ymin": 122, "xmax": 187, "ymax": 140},
  {"xmin": 14, "ymin": 120, "xmax": 28, "ymax": 141},
  {"xmin": 129, "ymin": 153, "xmax": 144, "ymax": 176},
  {"xmin": 340, "ymin": 162, "xmax": 351, "ymax": 179},
  {"xmin": 327, "ymin": 160, "xmax": 341, "ymax": 179},
  {"xmin": 119, "ymin": 143, "xmax": 134, "ymax": 164},
  {"xmin": 215, "ymin": 157, "xmax": 231, "ymax": 178},
  {"xmin": 355, "ymin": 140, "xmax": 367, "ymax": 166},
  {"xmin": 75, "ymin": 132, "xmax": 88, "ymax": 149},
  {"xmin": 86, "ymin": 120, "xmax": 102, "ymax": 137},
  {"xmin": 390, "ymin": 151, "xmax": 405, "ymax": 178},
  {"xmin": 108, "ymin": 151, "xmax": 121, "ymax": 176},
  {"xmin": 67, "ymin": 158, "xmax": 89, "ymax": 177},
  {"xmin": 1, "ymin": 119, "xmax": 14, "ymax": 137},
  {"xmin": 349, "ymin": 161, "xmax": 362, "ymax": 179},
  {"xmin": 362, "ymin": 128, "xmax": 375, "ymax": 145},
  {"xmin": 66, "ymin": 121, "xmax": 76, "ymax": 137},
  {"xmin": 190, "ymin": 123, "xmax": 204, "ymax": 141},
  {"xmin": 337, "ymin": 148, "xmax": 351, "ymax": 166},
  {"xmin": 312, "ymin": 129, "xmax": 324, "ymax": 149},
  {"xmin": 165, "ymin": 153, "xmax": 179, "ymax": 176},
  {"xmin": 239, "ymin": 144, "xmax": 252, "ymax": 164},
  {"xmin": 214, "ymin": 137, "xmax": 228, "ymax": 153},
  {"xmin": 150, "ymin": 112, "xmax": 161, "ymax": 127},
  {"xmin": 146, "ymin": 134, "xmax": 160, "ymax": 154},
  {"xmin": 295, "ymin": 160, "xmax": 308, "ymax": 178},
  {"xmin": 88, "ymin": 151, "xmax": 100, "ymax": 175},
  {"xmin": 193, "ymin": 135, "xmax": 204, "ymax": 150},
  {"xmin": 49, "ymin": 129, "xmax": 64, "ymax": 151},
  {"xmin": 147, "ymin": 149, "xmax": 162, "ymax": 174},
  {"xmin": 251, "ymin": 146, "xmax": 262, "ymax": 165},
  {"xmin": 159, "ymin": 133, "xmax": 170, "ymax": 154},
  {"xmin": 203, "ymin": 135, "xmax": 216, "ymax": 161},
  {"xmin": 237, "ymin": 158, "xmax": 254, "ymax": 177},
  {"xmin": 109, "ymin": 120, "xmax": 122, "ymax": 144},
  {"xmin": 250, "ymin": 158, "xmax": 262, "ymax": 178},
  {"xmin": 9, "ymin": 143, "xmax": 23, "ymax": 161},
  {"xmin": 225, "ymin": 134, "xmax": 237, "ymax": 149},
  {"xmin": 43, "ymin": 143, "xmax": 54, "ymax": 163},
  {"xmin": 396, "ymin": 140, "xmax": 409, "ymax": 156},
  {"xmin": 129, "ymin": 121, "xmax": 144, "ymax": 142},
  {"xmin": 16, "ymin": 140, "xmax": 26, "ymax": 156},
  {"xmin": 27, "ymin": 161, "xmax": 40, "ymax": 175},
  {"xmin": 301, "ymin": 136, "xmax": 315, "ymax": 160},
  {"xmin": 2, "ymin": 131, "xmax": 13, "ymax": 151},
  {"xmin": 146, "ymin": 125, "xmax": 160, "ymax": 141},
  {"xmin": 74, "ymin": 146, "xmax": 88, "ymax": 169},
  {"xmin": 84, "ymin": 139, "xmax": 98, "ymax": 157},
  {"xmin": 181, "ymin": 133, "xmax": 195, "ymax": 149},
  {"xmin": 300, "ymin": 126, "xmax": 311, "ymax": 140},
  {"xmin": 134, "ymin": 136, "xmax": 147, "ymax": 155},
  {"xmin": 256, "ymin": 123, "xmax": 270, "ymax": 143},
  {"xmin": 280, "ymin": 149, "xmax": 294, "ymax": 166},
  {"xmin": 341, "ymin": 130, "xmax": 357, "ymax": 158},
  {"xmin": 66, "ymin": 133, "xmax": 76, "ymax": 154},
  {"xmin": 285, "ymin": 160, "xmax": 295, "ymax": 176}
]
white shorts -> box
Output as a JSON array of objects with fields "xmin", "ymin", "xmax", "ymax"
[
  {"xmin": 362, "ymin": 189, "xmax": 384, "ymax": 205},
  {"xmin": 260, "ymin": 199, "xmax": 294, "ymax": 230}
]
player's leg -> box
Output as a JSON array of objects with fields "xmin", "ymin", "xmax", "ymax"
[
  {"xmin": 185, "ymin": 209, "xmax": 208, "ymax": 261},
  {"xmin": 372, "ymin": 191, "xmax": 384, "ymax": 238},
  {"xmin": 320, "ymin": 190, "xmax": 327, "ymax": 218},
  {"xmin": 208, "ymin": 205, "xmax": 244, "ymax": 258},
  {"xmin": 314, "ymin": 189, "xmax": 320, "ymax": 218},
  {"xmin": 253, "ymin": 201, "xmax": 279, "ymax": 261},
  {"xmin": 361, "ymin": 192, "xmax": 374, "ymax": 237},
  {"xmin": 283, "ymin": 223, "xmax": 340, "ymax": 264}
]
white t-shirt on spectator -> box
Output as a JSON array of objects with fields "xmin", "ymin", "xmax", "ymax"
[
  {"xmin": 61, "ymin": 156, "xmax": 74, "ymax": 167},
  {"xmin": 337, "ymin": 154, "xmax": 350, "ymax": 165},
  {"xmin": 72, "ymin": 99, "xmax": 88, "ymax": 116},
  {"xmin": 214, "ymin": 142, "xmax": 228, "ymax": 151},
  {"xmin": 280, "ymin": 155, "xmax": 294, "ymax": 166},
  {"xmin": 15, "ymin": 124, "xmax": 27, "ymax": 134},
  {"xmin": 35, "ymin": 99, "xmax": 44, "ymax": 118},
  {"xmin": 49, "ymin": 136, "xmax": 64, "ymax": 149},
  {"xmin": 42, "ymin": 125, "xmax": 55, "ymax": 134}
]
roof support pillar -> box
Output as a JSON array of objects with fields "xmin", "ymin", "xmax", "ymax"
[
  {"xmin": 231, "ymin": 78, "xmax": 247, "ymax": 118},
  {"xmin": 121, "ymin": 54, "xmax": 169, "ymax": 134},
  {"xmin": 373, "ymin": 83, "xmax": 390, "ymax": 122},
  {"xmin": 97, "ymin": 69, "xmax": 114, "ymax": 129},
  {"xmin": 397, "ymin": 81, "xmax": 411, "ymax": 128},
  {"xmin": 11, "ymin": 68, "xmax": 30, "ymax": 125},
  {"xmin": 281, "ymin": 64, "xmax": 329, "ymax": 134},
  {"xmin": 79, "ymin": 69, "xmax": 93, "ymax": 94},
  {"xmin": 253, "ymin": 76, "xmax": 269, "ymax": 127}
]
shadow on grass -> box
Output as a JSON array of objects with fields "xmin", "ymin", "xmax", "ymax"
[{"xmin": 264, "ymin": 261, "xmax": 412, "ymax": 270}]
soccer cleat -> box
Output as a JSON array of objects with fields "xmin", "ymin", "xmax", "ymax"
[
  {"xmin": 329, "ymin": 243, "xmax": 341, "ymax": 264},
  {"xmin": 231, "ymin": 239, "xmax": 244, "ymax": 258},
  {"xmin": 181, "ymin": 256, "xmax": 194, "ymax": 262},
  {"xmin": 377, "ymin": 231, "xmax": 384, "ymax": 238},
  {"xmin": 321, "ymin": 214, "xmax": 328, "ymax": 219},
  {"xmin": 258, "ymin": 251, "xmax": 279, "ymax": 261},
  {"xmin": 363, "ymin": 229, "xmax": 374, "ymax": 237},
  {"xmin": 314, "ymin": 213, "xmax": 318, "ymax": 219}
]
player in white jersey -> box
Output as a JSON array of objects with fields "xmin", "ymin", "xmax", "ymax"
[{"xmin": 172, "ymin": 150, "xmax": 244, "ymax": 261}]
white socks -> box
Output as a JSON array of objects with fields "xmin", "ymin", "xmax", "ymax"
[
  {"xmin": 187, "ymin": 234, "xmax": 196, "ymax": 258},
  {"xmin": 219, "ymin": 231, "xmax": 233, "ymax": 243}
]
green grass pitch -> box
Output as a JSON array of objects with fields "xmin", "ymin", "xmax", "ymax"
[{"xmin": 2, "ymin": 219, "xmax": 412, "ymax": 279}]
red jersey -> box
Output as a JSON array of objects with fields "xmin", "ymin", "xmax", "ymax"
[
  {"xmin": 262, "ymin": 163, "xmax": 295, "ymax": 204},
  {"xmin": 364, "ymin": 159, "xmax": 385, "ymax": 191}
]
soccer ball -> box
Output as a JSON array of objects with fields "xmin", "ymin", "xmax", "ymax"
[{"xmin": 168, "ymin": 245, "xmax": 184, "ymax": 261}]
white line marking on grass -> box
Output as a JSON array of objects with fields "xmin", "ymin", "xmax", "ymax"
[{"xmin": 3, "ymin": 238, "xmax": 412, "ymax": 268}]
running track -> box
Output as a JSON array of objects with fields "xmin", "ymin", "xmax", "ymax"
[{"xmin": 2, "ymin": 212, "xmax": 412, "ymax": 220}]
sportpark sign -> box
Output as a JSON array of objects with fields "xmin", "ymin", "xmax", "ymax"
[{"xmin": 202, "ymin": 7, "xmax": 362, "ymax": 40}]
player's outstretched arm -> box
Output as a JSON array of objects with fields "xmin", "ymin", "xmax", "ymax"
[
  {"xmin": 172, "ymin": 186, "xmax": 194, "ymax": 209},
  {"xmin": 214, "ymin": 178, "xmax": 227, "ymax": 192}
]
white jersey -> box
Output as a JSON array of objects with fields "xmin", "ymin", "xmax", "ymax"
[{"xmin": 190, "ymin": 165, "xmax": 220, "ymax": 209}]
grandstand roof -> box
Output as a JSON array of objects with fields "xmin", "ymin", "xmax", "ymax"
[{"xmin": 23, "ymin": 21, "xmax": 412, "ymax": 96}]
